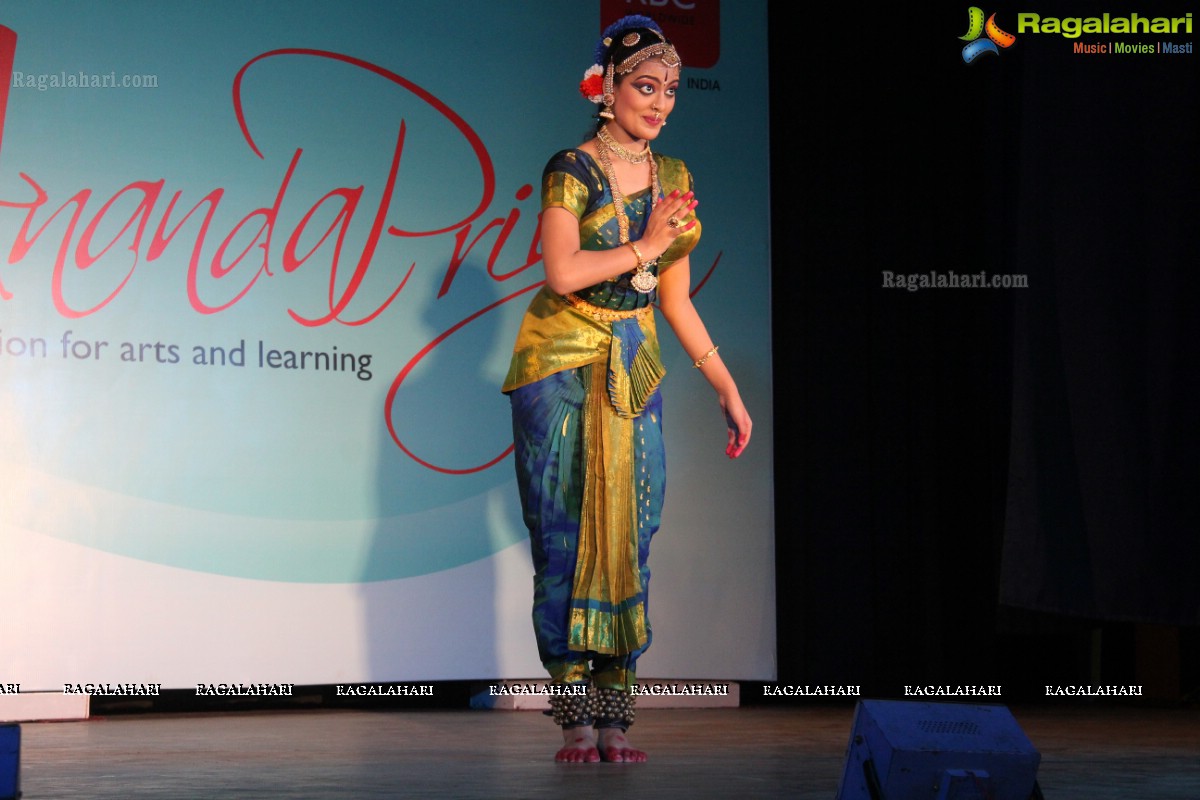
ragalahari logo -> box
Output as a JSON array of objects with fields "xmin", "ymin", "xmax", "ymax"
[{"xmin": 960, "ymin": 7, "xmax": 1016, "ymax": 62}]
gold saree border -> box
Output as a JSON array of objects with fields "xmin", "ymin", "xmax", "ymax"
[{"xmin": 566, "ymin": 362, "xmax": 649, "ymax": 655}]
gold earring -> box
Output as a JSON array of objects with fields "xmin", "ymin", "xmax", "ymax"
[{"xmin": 599, "ymin": 64, "xmax": 615, "ymax": 120}]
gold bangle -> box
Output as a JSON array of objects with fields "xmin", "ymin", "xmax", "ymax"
[
  {"xmin": 693, "ymin": 345, "xmax": 718, "ymax": 368},
  {"xmin": 628, "ymin": 241, "xmax": 648, "ymax": 269}
]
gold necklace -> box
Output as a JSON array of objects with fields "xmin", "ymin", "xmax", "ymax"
[
  {"xmin": 594, "ymin": 138, "xmax": 660, "ymax": 294},
  {"xmin": 596, "ymin": 125, "xmax": 650, "ymax": 164}
]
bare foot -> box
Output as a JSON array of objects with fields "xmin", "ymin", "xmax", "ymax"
[
  {"xmin": 597, "ymin": 728, "xmax": 647, "ymax": 763},
  {"xmin": 554, "ymin": 727, "xmax": 600, "ymax": 763}
]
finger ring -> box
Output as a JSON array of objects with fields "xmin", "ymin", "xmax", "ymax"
[{"xmin": 667, "ymin": 216, "xmax": 681, "ymax": 229}]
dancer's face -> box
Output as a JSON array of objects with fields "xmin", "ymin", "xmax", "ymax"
[{"xmin": 611, "ymin": 58, "xmax": 679, "ymax": 142}]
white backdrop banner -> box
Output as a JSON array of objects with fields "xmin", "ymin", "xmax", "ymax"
[{"xmin": 0, "ymin": 0, "xmax": 774, "ymax": 690}]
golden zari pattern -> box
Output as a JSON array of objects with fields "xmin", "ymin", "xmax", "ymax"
[{"xmin": 567, "ymin": 362, "xmax": 648, "ymax": 654}]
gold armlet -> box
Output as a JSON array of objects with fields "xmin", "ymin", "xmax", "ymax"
[{"xmin": 693, "ymin": 345, "xmax": 719, "ymax": 369}]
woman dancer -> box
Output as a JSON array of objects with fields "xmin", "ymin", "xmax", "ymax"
[{"xmin": 503, "ymin": 14, "xmax": 752, "ymax": 763}]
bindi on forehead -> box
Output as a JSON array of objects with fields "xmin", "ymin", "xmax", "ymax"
[{"xmin": 628, "ymin": 59, "xmax": 679, "ymax": 83}]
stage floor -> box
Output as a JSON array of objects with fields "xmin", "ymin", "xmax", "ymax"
[{"xmin": 15, "ymin": 705, "xmax": 1200, "ymax": 799}]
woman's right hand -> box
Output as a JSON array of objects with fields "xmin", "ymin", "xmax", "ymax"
[{"xmin": 641, "ymin": 190, "xmax": 698, "ymax": 260}]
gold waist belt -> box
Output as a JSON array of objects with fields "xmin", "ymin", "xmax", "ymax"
[{"xmin": 564, "ymin": 293, "xmax": 652, "ymax": 322}]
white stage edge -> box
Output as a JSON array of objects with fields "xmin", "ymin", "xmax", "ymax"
[{"xmin": 0, "ymin": 693, "xmax": 89, "ymax": 723}]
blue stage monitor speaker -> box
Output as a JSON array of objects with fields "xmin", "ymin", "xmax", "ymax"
[
  {"xmin": 0, "ymin": 724, "xmax": 18, "ymax": 800},
  {"xmin": 835, "ymin": 700, "xmax": 1040, "ymax": 800}
]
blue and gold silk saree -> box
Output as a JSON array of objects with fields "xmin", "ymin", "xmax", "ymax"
[{"xmin": 503, "ymin": 149, "xmax": 699, "ymax": 690}]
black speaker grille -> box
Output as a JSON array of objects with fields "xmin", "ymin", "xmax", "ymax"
[{"xmin": 917, "ymin": 720, "xmax": 981, "ymax": 735}]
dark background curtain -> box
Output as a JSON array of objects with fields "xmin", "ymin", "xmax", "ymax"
[{"xmin": 766, "ymin": 1, "xmax": 1199, "ymax": 701}]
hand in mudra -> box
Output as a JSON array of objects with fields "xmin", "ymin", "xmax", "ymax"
[{"xmin": 643, "ymin": 190, "xmax": 698, "ymax": 259}]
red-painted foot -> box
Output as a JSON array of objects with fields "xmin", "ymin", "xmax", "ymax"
[
  {"xmin": 555, "ymin": 735, "xmax": 600, "ymax": 763},
  {"xmin": 598, "ymin": 732, "xmax": 647, "ymax": 763}
]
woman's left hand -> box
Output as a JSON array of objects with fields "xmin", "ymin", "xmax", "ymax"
[{"xmin": 721, "ymin": 393, "xmax": 752, "ymax": 458}]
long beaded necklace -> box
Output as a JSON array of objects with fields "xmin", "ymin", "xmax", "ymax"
[{"xmin": 594, "ymin": 127, "xmax": 661, "ymax": 293}]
